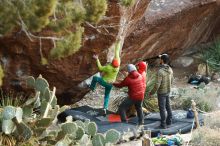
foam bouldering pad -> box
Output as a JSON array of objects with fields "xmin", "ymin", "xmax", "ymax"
[
  {"xmin": 108, "ymin": 114, "xmax": 130, "ymax": 123},
  {"xmin": 57, "ymin": 106, "xmax": 204, "ymax": 137}
]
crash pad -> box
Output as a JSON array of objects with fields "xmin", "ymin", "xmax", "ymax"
[{"xmin": 57, "ymin": 106, "xmax": 204, "ymax": 137}]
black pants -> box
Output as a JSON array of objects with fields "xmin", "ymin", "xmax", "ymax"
[
  {"xmin": 118, "ymin": 97, "xmax": 144, "ymax": 125},
  {"xmin": 158, "ymin": 94, "xmax": 172, "ymax": 126}
]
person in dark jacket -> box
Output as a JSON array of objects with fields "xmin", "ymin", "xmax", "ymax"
[
  {"xmin": 149, "ymin": 54, "xmax": 174, "ymax": 129},
  {"xmin": 113, "ymin": 64, "xmax": 145, "ymax": 125}
]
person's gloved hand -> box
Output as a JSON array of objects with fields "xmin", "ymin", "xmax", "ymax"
[{"xmin": 93, "ymin": 54, "xmax": 98, "ymax": 59}]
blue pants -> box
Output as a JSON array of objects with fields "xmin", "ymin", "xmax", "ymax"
[{"xmin": 90, "ymin": 76, "xmax": 113, "ymax": 109}]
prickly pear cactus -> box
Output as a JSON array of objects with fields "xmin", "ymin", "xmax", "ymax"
[
  {"xmin": 61, "ymin": 122, "xmax": 78, "ymax": 135},
  {"xmin": 2, "ymin": 106, "xmax": 16, "ymax": 120},
  {"xmin": 15, "ymin": 107, "xmax": 23, "ymax": 123},
  {"xmin": 36, "ymin": 118, "xmax": 53, "ymax": 128},
  {"xmin": 105, "ymin": 129, "xmax": 121, "ymax": 144},
  {"xmin": 84, "ymin": 119, "xmax": 90, "ymax": 133},
  {"xmin": 26, "ymin": 76, "xmax": 35, "ymax": 88},
  {"xmin": 59, "ymin": 105, "xmax": 71, "ymax": 113},
  {"xmin": 76, "ymin": 127, "xmax": 85, "ymax": 140},
  {"xmin": 2, "ymin": 120, "xmax": 15, "ymax": 134},
  {"xmin": 75, "ymin": 120, "xmax": 85, "ymax": 129},
  {"xmin": 24, "ymin": 93, "xmax": 39, "ymax": 106},
  {"xmin": 22, "ymin": 105, "xmax": 33, "ymax": 118},
  {"xmin": 12, "ymin": 117, "xmax": 33, "ymax": 141},
  {"xmin": 34, "ymin": 127, "xmax": 47, "ymax": 137},
  {"xmin": 87, "ymin": 122, "xmax": 97, "ymax": 137},
  {"xmin": 55, "ymin": 135, "xmax": 72, "ymax": 146},
  {"xmin": 79, "ymin": 134, "xmax": 90, "ymax": 146},
  {"xmin": 35, "ymin": 75, "xmax": 49, "ymax": 93},
  {"xmin": 43, "ymin": 87, "xmax": 51, "ymax": 102},
  {"xmin": 40, "ymin": 102, "xmax": 49, "ymax": 117},
  {"xmin": 92, "ymin": 133, "xmax": 105, "ymax": 146}
]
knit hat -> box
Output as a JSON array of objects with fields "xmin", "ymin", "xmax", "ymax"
[
  {"xmin": 159, "ymin": 54, "xmax": 169, "ymax": 64},
  {"xmin": 112, "ymin": 59, "xmax": 120, "ymax": 68},
  {"xmin": 127, "ymin": 64, "xmax": 137, "ymax": 73},
  {"xmin": 137, "ymin": 61, "xmax": 147, "ymax": 70}
]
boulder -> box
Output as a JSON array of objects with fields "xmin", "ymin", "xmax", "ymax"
[{"xmin": 171, "ymin": 57, "xmax": 194, "ymax": 68}]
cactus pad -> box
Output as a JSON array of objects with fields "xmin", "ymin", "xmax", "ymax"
[
  {"xmin": 36, "ymin": 118, "xmax": 53, "ymax": 128},
  {"xmin": 75, "ymin": 120, "xmax": 85, "ymax": 129},
  {"xmin": 24, "ymin": 96, "xmax": 37, "ymax": 106},
  {"xmin": 2, "ymin": 119, "xmax": 15, "ymax": 134},
  {"xmin": 92, "ymin": 133, "xmax": 105, "ymax": 146},
  {"xmin": 43, "ymin": 87, "xmax": 51, "ymax": 102},
  {"xmin": 13, "ymin": 119, "xmax": 33, "ymax": 141},
  {"xmin": 79, "ymin": 134, "xmax": 90, "ymax": 145},
  {"xmin": 26, "ymin": 76, "xmax": 35, "ymax": 88},
  {"xmin": 34, "ymin": 127, "xmax": 47, "ymax": 137},
  {"xmin": 2, "ymin": 106, "xmax": 16, "ymax": 120},
  {"xmin": 15, "ymin": 107, "xmax": 23, "ymax": 123},
  {"xmin": 61, "ymin": 122, "xmax": 78, "ymax": 135},
  {"xmin": 35, "ymin": 75, "xmax": 49, "ymax": 93},
  {"xmin": 87, "ymin": 122, "xmax": 97, "ymax": 136},
  {"xmin": 22, "ymin": 105, "xmax": 33, "ymax": 117},
  {"xmin": 105, "ymin": 129, "xmax": 121, "ymax": 144},
  {"xmin": 59, "ymin": 105, "xmax": 71, "ymax": 113},
  {"xmin": 76, "ymin": 127, "xmax": 85, "ymax": 140}
]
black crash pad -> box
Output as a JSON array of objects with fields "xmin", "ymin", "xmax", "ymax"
[{"xmin": 57, "ymin": 106, "xmax": 204, "ymax": 137}]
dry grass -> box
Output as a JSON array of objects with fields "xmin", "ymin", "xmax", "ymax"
[
  {"xmin": 171, "ymin": 86, "xmax": 220, "ymax": 112},
  {"xmin": 191, "ymin": 111, "xmax": 220, "ymax": 146}
]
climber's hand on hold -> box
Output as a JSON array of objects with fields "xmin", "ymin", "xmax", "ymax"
[{"xmin": 93, "ymin": 54, "xmax": 98, "ymax": 60}]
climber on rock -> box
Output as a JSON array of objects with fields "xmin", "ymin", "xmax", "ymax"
[
  {"xmin": 89, "ymin": 40, "xmax": 122, "ymax": 116},
  {"xmin": 113, "ymin": 64, "xmax": 144, "ymax": 126}
]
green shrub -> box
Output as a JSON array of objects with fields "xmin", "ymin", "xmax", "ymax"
[
  {"xmin": 174, "ymin": 87, "xmax": 219, "ymax": 112},
  {"xmin": 120, "ymin": 0, "xmax": 136, "ymax": 7},
  {"xmin": 191, "ymin": 112, "xmax": 220, "ymax": 146},
  {"xmin": 202, "ymin": 39, "xmax": 220, "ymax": 72},
  {"xmin": 0, "ymin": 90, "xmax": 25, "ymax": 108},
  {"xmin": 143, "ymin": 68, "xmax": 158, "ymax": 112},
  {"xmin": 182, "ymin": 97, "xmax": 212, "ymax": 112},
  {"xmin": 83, "ymin": 0, "xmax": 107, "ymax": 23},
  {"xmin": 0, "ymin": 0, "xmax": 108, "ymax": 60},
  {"xmin": 50, "ymin": 27, "xmax": 84, "ymax": 59}
]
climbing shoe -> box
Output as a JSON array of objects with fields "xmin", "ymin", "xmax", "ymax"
[{"xmin": 103, "ymin": 108, "xmax": 107, "ymax": 117}]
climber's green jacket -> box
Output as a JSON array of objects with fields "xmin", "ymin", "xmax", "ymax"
[{"xmin": 96, "ymin": 40, "xmax": 121, "ymax": 83}]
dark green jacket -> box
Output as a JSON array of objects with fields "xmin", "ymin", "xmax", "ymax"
[{"xmin": 151, "ymin": 64, "xmax": 173, "ymax": 95}]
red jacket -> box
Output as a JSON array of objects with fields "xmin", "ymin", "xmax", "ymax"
[
  {"xmin": 113, "ymin": 71, "xmax": 144, "ymax": 101},
  {"xmin": 137, "ymin": 62, "xmax": 148, "ymax": 92}
]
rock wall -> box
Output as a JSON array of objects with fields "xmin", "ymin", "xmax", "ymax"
[{"xmin": 0, "ymin": 0, "xmax": 220, "ymax": 105}]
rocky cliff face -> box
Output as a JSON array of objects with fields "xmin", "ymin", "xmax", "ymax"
[{"xmin": 0, "ymin": 0, "xmax": 220, "ymax": 105}]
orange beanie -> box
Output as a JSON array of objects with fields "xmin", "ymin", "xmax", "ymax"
[{"xmin": 112, "ymin": 59, "xmax": 120, "ymax": 68}]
